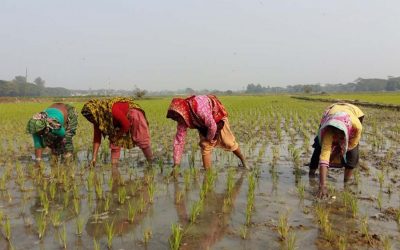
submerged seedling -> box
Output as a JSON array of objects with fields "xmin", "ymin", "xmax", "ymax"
[
  {"xmin": 105, "ymin": 220, "xmax": 115, "ymax": 249},
  {"xmin": 286, "ymin": 231, "xmax": 297, "ymax": 250},
  {"xmin": 240, "ymin": 225, "xmax": 248, "ymax": 239},
  {"xmin": 76, "ymin": 216, "xmax": 84, "ymax": 236},
  {"xmin": 37, "ymin": 213, "xmax": 47, "ymax": 240},
  {"xmin": 297, "ymin": 182, "xmax": 305, "ymax": 200},
  {"xmin": 190, "ymin": 200, "xmax": 203, "ymax": 223},
  {"xmin": 147, "ymin": 182, "xmax": 155, "ymax": 203},
  {"xmin": 277, "ymin": 212, "xmax": 289, "ymax": 240},
  {"xmin": 169, "ymin": 223, "xmax": 183, "ymax": 250},
  {"xmin": 118, "ymin": 186, "xmax": 127, "ymax": 205},
  {"xmin": 127, "ymin": 202, "xmax": 136, "ymax": 223},
  {"xmin": 3, "ymin": 217, "xmax": 11, "ymax": 241}
]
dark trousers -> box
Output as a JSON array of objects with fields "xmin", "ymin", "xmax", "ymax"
[{"xmin": 309, "ymin": 136, "xmax": 359, "ymax": 170}]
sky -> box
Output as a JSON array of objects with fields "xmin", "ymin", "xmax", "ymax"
[{"xmin": 1, "ymin": 0, "xmax": 399, "ymax": 91}]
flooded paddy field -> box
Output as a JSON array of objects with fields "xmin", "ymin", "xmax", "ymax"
[{"xmin": 0, "ymin": 95, "xmax": 399, "ymax": 249}]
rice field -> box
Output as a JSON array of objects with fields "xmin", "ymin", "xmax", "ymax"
[
  {"xmin": 301, "ymin": 92, "xmax": 400, "ymax": 105},
  {"xmin": 0, "ymin": 95, "xmax": 399, "ymax": 250}
]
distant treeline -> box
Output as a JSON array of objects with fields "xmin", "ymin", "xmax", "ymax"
[
  {"xmin": 246, "ymin": 76, "xmax": 400, "ymax": 93},
  {"xmin": 2, "ymin": 75, "xmax": 400, "ymax": 97},
  {"xmin": 0, "ymin": 76, "xmax": 71, "ymax": 97}
]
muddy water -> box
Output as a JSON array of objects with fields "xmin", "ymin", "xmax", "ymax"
[{"xmin": 1, "ymin": 134, "xmax": 400, "ymax": 249}]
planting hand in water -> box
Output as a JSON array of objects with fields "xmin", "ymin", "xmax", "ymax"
[
  {"xmin": 27, "ymin": 103, "xmax": 78, "ymax": 164},
  {"xmin": 308, "ymin": 103, "xmax": 364, "ymax": 197},
  {"xmin": 82, "ymin": 97, "xmax": 153, "ymax": 167},
  {"xmin": 167, "ymin": 95, "xmax": 248, "ymax": 170}
]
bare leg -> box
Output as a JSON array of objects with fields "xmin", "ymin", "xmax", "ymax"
[
  {"xmin": 202, "ymin": 153, "xmax": 212, "ymax": 170},
  {"xmin": 233, "ymin": 147, "xmax": 249, "ymax": 169},
  {"xmin": 344, "ymin": 168, "xmax": 353, "ymax": 183}
]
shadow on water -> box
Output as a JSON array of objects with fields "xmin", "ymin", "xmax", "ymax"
[{"xmin": 174, "ymin": 172, "xmax": 245, "ymax": 249}]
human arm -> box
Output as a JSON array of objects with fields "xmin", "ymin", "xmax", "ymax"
[
  {"xmin": 173, "ymin": 123, "xmax": 187, "ymax": 167},
  {"xmin": 348, "ymin": 117, "xmax": 362, "ymax": 150},
  {"xmin": 318, "ymin": 129, "xmax": 333, "ymax": 198},
  {"xmin": 91, "ymin": 124, "xmax": 102, "ymax": 165}
]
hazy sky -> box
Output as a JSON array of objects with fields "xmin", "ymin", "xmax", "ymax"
[{"xmin": 1, "ymin": 0, "xmax": 399, "ymax": 91}]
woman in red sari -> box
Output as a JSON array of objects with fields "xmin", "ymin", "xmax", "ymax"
[{"xmin": 167, "ymin": 95, "xmax": 248, "ymax": 170}]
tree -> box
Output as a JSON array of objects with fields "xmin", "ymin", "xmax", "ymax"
[
  {"xmin": 34, "ymin": 77, "xmax": 45, "ymax": 88},
  {"xmin": 133, "ymin": 87, "xmax": 147, "ymax": 99},
  {"xmin": 12, "ymin": 75, "xmax": 27, "ymax": 84}
]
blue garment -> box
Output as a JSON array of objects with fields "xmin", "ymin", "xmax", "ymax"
[{"xmin": 32, "ymin": 108, "xmax": 65, "ymax": 148}]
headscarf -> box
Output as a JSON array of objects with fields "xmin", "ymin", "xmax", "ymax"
[
  {"xmin": 166, "ymin": 98, "xmax": 194, "ymax": 128},
  {"xmin": 166, "ymin": 95, "xmax": 228, "ymax": 129},
  {"xmin": 26, "ymin": 112, "xmax": 61, "ymax": 134},
  {"xmin": 81, "ymin": 97, "xmax": 145, "ymax": 149},
  {"xmin": 318, "ymin": 111, "xmax": 352, "ymax": 162}
]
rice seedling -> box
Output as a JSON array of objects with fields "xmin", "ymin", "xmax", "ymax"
[
  {"xmin": 349, "ymin": 195, "xmax": 359, "ymax": 218},
  {"xmin": 377, "ymin": 191, "xmax": 383, "ymax": 211},
  {"xmin": 108, "ymin": 176, "xmax": 113, "ymax": 191},
  {"xmin": 95, "ymin": 179, "xmax": 104, "ymax": 200},
  {"xmin": 296, "ymin": 182, "xmax": 305, "ymax": 200},
  {"xmin": 190, "ymin": 200, "xmax": 203, "ymax": 223},
  {"xmin": 175, "ymin": 191, "xmax": 183, "ymax": 204},
  {"xmin": 3, "ymin": 217, "xmax": 11, "ymax": 241},
  {"xmin": 63, "ymin": 191, "xmax": 70, "ymax": 208},
  {"xmin": 286, "ymin": 231, "xmax": 297, "ymax": 250},
  {"xmin": 51, "ymin": 211, "xmax": 62, "ymax": 227},
  {"xmin": 73, "ymin": 198, "xmax": 80, "ymax": 215},
  {"xmin": 49, "ymin": 181, "xmax": 57, "ymax": 200},
  {"xmin": 240, "ymin": 225, "xmax": 248, "ymax": 239},
  {"xmin": 104, "ymin": 194, "xmax": 111, "ymax": 212},
  {"xmin": 138, "ymin": 197, "xmax": 146, "ymax": 214},
  {"xmin": 118, "ymin": 186, "xmax": 127, "ymax": 205},
  {"xmin": 127, "ymin": 202, "xmax": 136, "ymax": 223},
  {"xmin": 57, "ymin": 224, "xmax": 67, "ymax": 248},
  {"xmin": 36, "ymin": 213, "xmax": 47, "ymax": 240},
  {"xmin": 377, "ymin": 170, "xmax": 385, "ymax": 189},
  {"xmin": 147, "ymin": 182, "xmax": 155, "ymax": 203},
  {"xmin": 105, "ymin": 220, "xmax": 115, "ymax": 249},
  {"xmin": 169, "ymin": 223, "xmax": 183, "ymax": 250},
  {"xmin": 76, "ymin": 216, "xmax": 84, "ymax": 236},
  {"xmin": 395, "ymin": 208, "xmax": 400, "ymax": 224},
  {"xmin": 93, "ymin": 238, "xmax": 100, "ymax": 250},
  {"xmin": 383, "ymin": 235, "xmax": 392, "ymax": 250},
  {"xmin": 360, "ymin": 215, "xmax": 371, "ymax": 245},
  {"xmin": 143, "ymin": 228, "xmax": 152, "ymax": 244},
  {"xmin": 277, "ymin": 212, "xmax": 289, "ymax": 240},
  {"xmin": 338, "ymin": 235, "xmax": 347, "ymax": 250}
]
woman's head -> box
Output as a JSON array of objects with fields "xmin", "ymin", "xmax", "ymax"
[
  {"xmin": 166, "ymin": 98, "xmax": 192, "ymax": 127},
  {"xmin": 26, "ymin": 118, "xmax": 47, "ymax": 134}
]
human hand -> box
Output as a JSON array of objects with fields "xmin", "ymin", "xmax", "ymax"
[
  {"xmin": 89, "ymin": 158, "xmax": 96, "ymax": 168},
  {"xmin": 317, "ymin": 186, "xmax": 328, "ymax": 199}
]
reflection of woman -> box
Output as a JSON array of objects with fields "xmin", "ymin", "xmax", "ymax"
[
  {"xmin": 81, "ymin": 97, "xmax": 153, "ymax": 166},
  {"xmin": 85, "ymin": 171, "xmax": 153, "ymax": 238},
  {"xmin": 26, "ymin": 103, "xmax": 78, "ymax": 163},
  {"xmin": 174, "ymin": 173, "xmax": 244, "ymax": 249},
  {"xmin": 167, "ymin": 95, "xmax": 247, "ymax": 170},
  {"xmin": 309, "ymin": 103, "xmax": 364, "ymax": 198}
]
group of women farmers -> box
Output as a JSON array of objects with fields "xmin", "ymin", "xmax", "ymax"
[{"xmin": 26, "ymin": 95, "xmax": 364, "ymax": 198}]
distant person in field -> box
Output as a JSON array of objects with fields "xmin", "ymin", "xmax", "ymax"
[
  {"xmin": 81, "ymin": 97, "xmax": 153, "ymax": 167},
  {"xmin": 166, "ymin": 95, "xmax": 248, "ymax": 170},
  {"xmin": 309, "ymin": 103, "xmax": 364, "ymax": 198},
  {"xmin": 27, "ymin": 103, "xmax": 78, "ymax": 164}
]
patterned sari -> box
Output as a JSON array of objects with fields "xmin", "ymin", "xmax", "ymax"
[{"xmin": 81, "ymin": 97, "xmax": 146, "ymax": 149}]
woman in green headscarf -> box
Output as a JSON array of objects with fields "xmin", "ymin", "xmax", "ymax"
[{"xmin": 27, "ymin": 103, "xmax": 78, "ymax": 163}]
